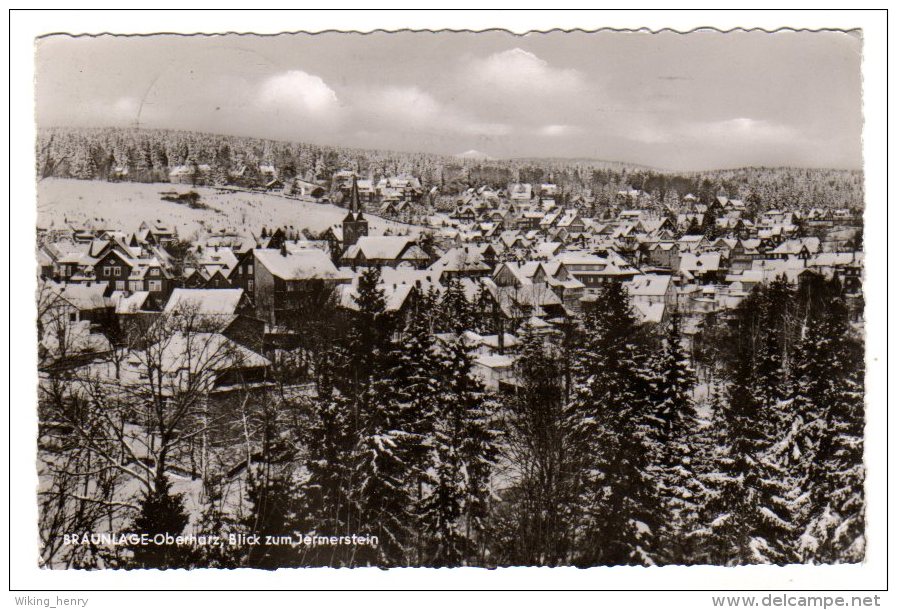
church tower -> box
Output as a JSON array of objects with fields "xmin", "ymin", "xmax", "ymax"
[{"xmin": 342, "ymin": 175, "xmax": 369, "ymax": 248}]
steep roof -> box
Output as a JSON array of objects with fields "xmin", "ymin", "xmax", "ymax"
[
  {"xmin": 338, "ymin": 282, "xmax": 414, "ymax": 313},
  {"xmin": 678, "ymin": 252, "xmax": 722, "ymax": 273},
  {"xmin": 130, "ymin": 332, "xmax": 269, "ymax": 376},
  {"xmin": 110, "ymin": 290, "xmax": 151, "ymax": 314},
  {"xmin": 378, "ymin": 267, "xmax": 444, "ymax": 292},
  {"xmin": 429, "ymin": 247, "xmax": 491, "ymax": 273},
  {"xmin": 255, "ymin": 248, "xmax": 350, "ymax": 281},
  {"xmin": 54, "ymin": 282, "xmax": 110, "ymax": 311},
  {"xmin": 197, "ymin": 247, "xmax": 239, "ymax": 270},
  {"xmin": 633, "ymin": 301, "xmax": 666, "ymax": 323},
  {"xmin": 164, "ymin": 288, "xmax": 245, "ymax": 316},
  {"xmin": 770, "ymin": 237, "xmax": 822, "ymax": 255},
  {"xmin": 626, "ymin": 274, "xmax": 672, "ymax": 297},
  {"xmin": 342, "ymin": 236, "xmax": 427, "ymax": 262}
]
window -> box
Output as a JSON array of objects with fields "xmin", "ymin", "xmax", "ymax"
[
  {"xmin": 103, "ymin": 267, "xmax": 111, "ymax": 277},
  {"xmin": 148, "ymin": 280, "xmax": 162, "ymax": 292},
  {"xmin": 69, "ymin": 312, "xmax": 77, "ymax": 322},
  {"xmin": 150, "ymin": 268, "xmax": 160, "ymax": 276},
  {"xmin": 115, "ymin": 281, "xmax": 125, "ymax": 290},
  {"xmin": 247, "ymin": 280, "xmax": 254, "ymax": 291},
  {"xmin": 247, "ymin": 264, "xmax": 254, "ymax": 276},
  {"xmin": 129, "ymin": 281, "xmax": 141, "ymax": 291},
  {"xmin": 113, "ymin": 267, "xmax": 122, "ymax": 277}
]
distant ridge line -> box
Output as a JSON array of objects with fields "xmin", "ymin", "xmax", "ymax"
[{"xmin": 37, "ymin": 125, "xmax": 860, "ymax": 174}]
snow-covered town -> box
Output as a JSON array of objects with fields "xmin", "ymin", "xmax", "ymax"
[
  {"xmin": 36, "ymin": 140, "xmax": 866, "ymax": 569},
  {"xmin": 32, "ymin": 26, "xmax": 867, "ymax": 573},
  {"xmin": 38, "ymin": 164, "xmax": 865, "ymax": 395}
]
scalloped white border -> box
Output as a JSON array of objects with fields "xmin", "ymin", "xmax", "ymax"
[{"xmin": 7, "ymin": 8, "xmax": 888, "ymax": 600}]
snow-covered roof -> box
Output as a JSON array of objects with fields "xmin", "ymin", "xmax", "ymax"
[
  {"xmin": 626, "ymin": 274, "xmax": 672, "ymax": 297},
  {"xmin": 164, "ymin": 288, "xmax": 244, "ymax": 316},
  {"xmin": 169, "ymin": 164, "xmax": 211, "ymax": 176},
  {"xmin": 486, "ymin": 333, "xmax": 519, "ymax": 349},
  {"xmin": 41, "ymin": 319, "xmax": 111, "ymax": 355},
  {"xmin": 337, "ymin": 282, "xmax": 414, "ymax": 313},
  {"xmin": 55, "ymin": 282, "xmax": 110, "ymax": 310},
  {"xmin": 725, "ymin": 270, "xmax": 764, "ymax": 284},
  {"xmin": 429, "ymin": 247, "xmax": 491, "ymax": 273},
  {"xmin": 474, "ymin": 354, "xmax": 517, "ymax": 369},
  {"xmin": 552, "ymin": 251, "xmax": 607, "ymax": 266},
  {"xmin": 770, "ymin": 237, "xmax": 821, "ymax": 255},
  {"xmin": 678, "ymin": 252, "xmax": 722, "ymax": 273},
  {"xmin": 110, "ymin": 290, "xmax": 151, "ymax": 314},
  {"xmin": 509, "ymin": 183, "xmax": 533, "ymax": 199},
  {"xmin": 255, "ymin": 248, "xmax": 350, "ymax": 281},
  {"xmin": 809, "ymin": 252, "xmax": 863, "ymax": 267},
  {"xmin": 378, "ymin": 267, "xmax": 444, "ymax": 291},
  {"xmin": 342, "ymin": 236, "xmax": 424, "ymax": 262},
  {"xmin": 483, "ymin": 279, "xmax": 563, "ymax": 316},
  {"xmin": 197, "ymin": 247, "xmax": 239, "ymax": 270},
  {"xmin": 129, "ymin": 332, "xmax": 270, "ymax": 376},
  {"xmin": 633, "ymin": 301, "xmax": 665, "ymax": 323},
  {"xmin": 534, "ymin": 242, "xmax": 563, "ymax": 258}
]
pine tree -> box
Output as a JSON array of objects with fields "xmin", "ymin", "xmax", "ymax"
[
  {"xmin": 777, "ymin": 306, "xmax": 830, "ymax": 562},
  {"xmin": 647, "ymin": 312, "xmax": 703, "ymax": 564},
  {"xmin": 300, "ymin": 360, "xmax": 356, "ymax": 567},
  {"xmin": 798, "ymin": 296, "xmax": 865, "ymax": 563},
  {"xmin": 242, "ymin": 464, "xmax": 300, "ymax": 569},
  {"xmin": 473, "ymin": 282, "xmax": 501, "ymax": 336},
  {"xmin": 194, "ymin": 479, "xmax": 242, "ymax": 568},
  {"xmin": 493, "ymin": 325, "xmax": 582, "ymax": 565},
  {"xmin": 752, "ymin": 282, "xmax": 802, "ymax": 564},
  {"xmin": 571, "ymin": 282, "xmax": 659, "ymax": 566},
  {"xmin": 389, "ymin": 301, "xmax": 441, "ymax": 561},
  {"xmin": 69, "ymin": 142, "xmax": 97, "ymax": 180},
  {"xmin": 816, "ymin": 352, "xmax": 865, "ymax": 563},
  {"xmin": 421, "ymin": 334, "xmax": 497, "ymax": 566},
  {"xmin": 439, "ymin": 276, "xmax": 475, "ymax": 333},
  {"xmin": 129, "ymin": 473, "xmax": 192, "ymax": 569},
  {"xmin": 352, "ymin": 368, "xmax": 416, "ymax": 566},
  {"xmin": 339, "ymin": 266, "xmax": 394, "ymax": 397},
  {"xmin": 240, "ymin": 394, "xmax": 302, "ymax": 569},
  {"xmin": 692, "ymin": 384, "xmax": 742, "ymax": 564},
  {"xmin": 711, "ymin": 282, "xmax": 799, "ymax": 565},
  {"xmin": 338, "ymin": 267, "xmax": 416, "ymax": 566}
]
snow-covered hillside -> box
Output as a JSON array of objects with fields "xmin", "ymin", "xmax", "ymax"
[{"xmin": 36, "ymin": 178, "xmax": 423, "ymax": 239}]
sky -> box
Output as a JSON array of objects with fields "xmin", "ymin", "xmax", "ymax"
[{"xmin": 34, "ymin": 29, "xmax": 863, "ymax": 171}]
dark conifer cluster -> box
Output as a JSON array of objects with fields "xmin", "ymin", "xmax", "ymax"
[{"xmin": 92, "ymin": 271, "xmax": 862, "ymax": 569}]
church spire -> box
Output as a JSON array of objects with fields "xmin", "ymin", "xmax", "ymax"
[
  {"xmin": 349, "ymin": 174, "xmax": 362, "ymax": 216},
  {"xmin": 341, "ymin": 174, "xmax": 369, "ymax": 250}
]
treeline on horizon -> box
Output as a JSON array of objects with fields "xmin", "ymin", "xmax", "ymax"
[{"xmin": 36, "ymin": 126, "xmax": 864, "ymax": 209}]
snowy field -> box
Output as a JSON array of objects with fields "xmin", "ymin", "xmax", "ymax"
[{"xmin": 37, "ymin": 178, "xmax": 423, "ymax": 240}]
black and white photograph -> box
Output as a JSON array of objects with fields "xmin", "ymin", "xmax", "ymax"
[{"xmin": 9, "ymin": 8, "xmax": 889, "ymax": 599}]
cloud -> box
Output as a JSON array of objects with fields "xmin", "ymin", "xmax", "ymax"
[
  {"xmin": 539, "ymin": 124, "xmax": 575, "ymax": 136},
  {"xmin": 630, "ymin": 124, "xmax": 674, "ymax": 144},
  {"xmin": 463, "ymin": 122, "xmax": 512, "ymax": 137},
  {"xmin": 469, "ymin": 48, "xmax": 584, "ymax": 93},
  {"xmin": 364, "ymin": 86, "xmax": 511, "ymax": 137},
  {"xmin": 111, "ymin": 96, "xmax": 140, "ymax": 117},
  {"xmin": 367, "ymin": 86, "xmax": 441, "ymax": 127},
  {"xmin": 701, "ymin": 117, "xmax": 799, "ymax": 143},
  {"xmin": 257, "ymin": 70, "xmax": 340, "ymax": 118},
  {"xmin": 629, "ymin": 117, "xmax": 800, "ymax": 147}
]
